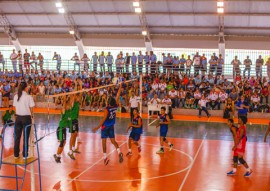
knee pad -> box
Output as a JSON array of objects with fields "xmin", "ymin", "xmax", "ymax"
[
  {"xmin": 59, "ymin": 140, "xmax": 65, "ymax": 147},
  {"xmin": 233, "ymin": 156, "xmax": 238, "ymax": 163},
  {"xmin": 238, "ymin": 158, "xmax": 246, "ymax": 164},
  {"xmin": 163, "ymin": 137, "xmax": 166, "ymax": 142}
]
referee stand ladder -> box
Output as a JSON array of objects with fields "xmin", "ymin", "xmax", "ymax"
[{"xmin": 0, "ymin": 122, "xmax": 42, "ymax": 191}]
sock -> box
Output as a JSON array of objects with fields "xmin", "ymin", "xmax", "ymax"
[
  {"xmin": 168, "ymin": 142, "xmax": 171, "ymax": 146},
  {"xmin": 72, "ymin": 146, "xmax": 76, "ymax": 151},
  {"xmin": 128, "ymin": 149, "xmax": 131, "ymax": 152},
  {"xmin": 161, "ymin": 146, "xmax": 164, "ymax": 150},
  {"xmin": 233, "ymin": 168, "xmax": 236, "ymax": 173},
  {"xmin": 116, "ymin": 148, "xmax": 121, "ymax": 154},
  {"xmin": 69, "ymin": 150, "xmax": 73, "ymax": 155},
  {"xmin": 103, "ymin": 153, "xmax": 107, "ymax": 159},
  {"xmin": 246, "ymin": 168, "xmax": 250, "ymax": 172},
  {"xmin": 57, "ymin": 154, "xmax": 60, "ymax": 157}
]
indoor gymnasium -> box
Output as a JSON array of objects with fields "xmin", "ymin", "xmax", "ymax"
[{"xmin": 0, "ymin": 0, "xmax": 270, "ymax": 191}]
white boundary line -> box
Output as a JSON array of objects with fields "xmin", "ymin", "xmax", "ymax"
[
  {"xmin": 178, "ymin": 133, "xmax": 207, "ymax": 191},
  {"xmin": 19, "ymin": 143, "xmax": 194, "ymax": 183},
  {"xmin": 148, "ymin": 119, "xmax": 158, "ymax": 126}
]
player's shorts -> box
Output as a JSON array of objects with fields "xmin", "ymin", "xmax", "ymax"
[
  {"xmin": 160, "ymin": 127, "xmax": 168, "ymax": 138},
  {"xmin": 233, "ymin": 141, "xmax": 246, "ymax": 156},
  {"xmin": 101, "ymin": 125, "xmax": 115, "ymax": 139},
  {"xmin": 69, "ymin": 119, "xmax": 79, "ymax": 133},
  {"xmin": 129, "ymin": 131, "xmax": 141, "ymax": 142},
  {"xmin": 57, "ymin": 126, "xmax": 66, "ymax": 142}
]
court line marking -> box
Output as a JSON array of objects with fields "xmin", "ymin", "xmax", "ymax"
[
  {"xmin": 148, "ymin": 119, "xmax": 158, "ymax": 126},
  {"xmin": 178, "ymin": 133, "xmax": 207, "ymax": 191},
  {"xmin": 19, "ymin": 143, "xmax": 194, "ymax": 183}
]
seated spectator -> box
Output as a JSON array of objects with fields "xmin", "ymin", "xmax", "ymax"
[
  {"xmin": 198, "ymin": 94, "xmax": 211, "ymax": 118},
  {"xmin": 236, "ymin": 95, "xmax": 249, "ymax": 118},
  {"xmin": 149, "ymin": 93, "xmax": 161, "ymax": 115},
  {"xmin": 219, "ymin": 88, "xmax": 228, "ymax": 109},
  {"xmin": 168, "ymin": 88, "xmax": 179, "ymax": 108},
  {"xmin": 261, "ymin": 86, "xmax": 269, "ymax": 104},
  {"xmin": 193, "ymin": 88, "xmax": 202, "ymax": 109},
  {"xmin": 229, "ymin": 88, "xmax": 238, "ymax": 103},
  {"xmin": 184, "ymin": 89, "xmax": 194, "ymax": 109},
  {"xmin": 250, "ymin": 92, "xmax": 260, "ymax": 112},
  {"xmin": 208, "ymin": 89, "xmax": 219, "ymax": 110},
  {"xmin": 162, "ymin": 95, "xmax": 173, "ymax": 119},
  {"xmin": 223, "ymin": 97, "xmax": 234, "ymax": 119}
]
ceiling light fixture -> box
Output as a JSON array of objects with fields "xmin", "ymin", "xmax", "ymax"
[
  {"xmin": 133, "ymin": 2, "xmax": 140, "ymax": 7},
  {"xmin": 217, "ymin": 1, "xmax": 224, "ymax": 7},
  {"xmin": 217, "ymin": 8, "xmax": 224, "ymax": 13},
  {"xmin": 69, "ymin": 30, "xmax": 75, "ymax": 35},
  {"xmin": 58, "ymin": 8, "xmax": 65, "ymax": 13},
  {"xmin": 55, "ymin": 2, "xmax": 63, "ymax": 8},
  {"xmin": 135, "ymin": 8, "xmax": 142, "ymax": 13},
  {"xmin": 142, "ymin": 31, "xmax": 147, "ymax": 36}
]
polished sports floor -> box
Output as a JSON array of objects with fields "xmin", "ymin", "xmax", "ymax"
[{"xmin": 0, "ymin": 111, "xmax": 269, "ymax": 191}]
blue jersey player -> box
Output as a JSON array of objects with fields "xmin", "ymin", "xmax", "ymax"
[
  {"xmin": 92, "ymin": 84, "xmax": 123, "ymax": 166},
  {"xmin": 126, "ymin": 108, "xmax": 142, "ymax": 156},
  {"xmin": 156, "ymin": 107, "xmax": 174, "ymax": 154}
]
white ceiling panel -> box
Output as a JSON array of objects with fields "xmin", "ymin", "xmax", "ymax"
[
  {"xmin": 143, "ymin": 1, "xmax": 169, "ymax": 12},
  {"xmin": 47, "ymin": 15, "xmax": 67, "ymax": 26},
  {"xmin": 73, "ymin": 15, "xmax": 98, "ymax": 26},
  {"xmin": 118, "ymin": 15, "xmax": 141, "ymax": 26},
  {"xmin": 226, "ymin": 1, "xmax": 250, "ymax": 13},
  {"xmin": 249, "ymin": 16, "xmax": 270, "ymax": 27},
  {"xmin": 96, "ymin": 15, "xmax": 120, "ymax": 26},
  {"xmin": 89, "ymin": 1, "xmax": 116, "ymax": 12},
  {"xmin": 249, "ymin": 2, "xmax": 270, "ymax": 13},
  {"xmin": 17, "ymin": 2, "xmax": 45, "ymax": 13},
  {"xmin": 225, "ymin": 16, "xmax": 249, "ymax": 27},
  {"xmin": 0, "ymin": 2, "xmax": 23, "ymax": 12},
  {"xmin": 6, "ymin": 15, "xmax": 31, "ymax": 26},
  {"xmin": 170, "ymin": 16, "xmax": 195, "ymax": 26},
  {"xmin": 27, "ymin": 16, "xmax": 52, "ymax": 25},
  {"xmin": 111, "ymin": 1, "xmax": 133, "ymax": 12},
  {"xmin": 194, "ymin": 16, "xmax": 219, "ymax": 26},
  {"xmin": 66, "ymin": 2, "xmax": 92, "ymax": 12},
  {"xmin": 146, "ymin": 15, "xmax": 172, "ymax": 26}
]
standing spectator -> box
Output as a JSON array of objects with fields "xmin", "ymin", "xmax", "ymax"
[
  {"xmin": 186, "ymin": 55, "xmax": 193, "ymax": 77},
  {"xmin": 198, "ymin": 94, "xmax": 211, "ymax": 118},
  {"xmin": 162, "ymin": 53, "xmax": 167, "ymax": 74},
  {"xmin": 144, "ymin": 52, "xmax": 150, "ymax": 74},
  {"xmin": 99, "ymin": 51, "xmax": 105, "ymax": 74},
  {"xmin": 193, "ymin": 88, "xmax": 202, "ymax": 109},
  {"xmin": 2, "ymin": 81, "xmax": 11, "ymax": 108},
  {"xmin": 131, "ymin": 52, "xmax": 137, "ymax": 73},
  {"xmin": 193, "ymin": 52, "xmax": 201, "ymax": 75},
  {"xmin": 231, "ymin": 56, "xmax": 241, "ymax": 79},
  {"xmin": 217, "ymin": 54, "xmax": 224, "ymax": 76},
  {"xmin": 119, "ymin": 53, "xmax": 125, "ymax": 73},
  {"xmin": 255, "ymin": 55, "xmax": 264, "ymax": 79},
  {"xmin": 81, "ymin": 53, "xmax": 90, "ymax": 72},
  {"xmin": 115, "ymin": 54, "xmax": 121, "ymax": 74},
  {"xmin": 10, "ymin": 49, "xmax": 18, "ymax": 72},
  {"xmin": 209, "ymin": 55, "xmax": 217, "ymax": 75},
  {"xmin": 30, "ymin": 51, "xmax": 37, "ymax": 70},
  {"xmin": 23, "ymin": 49, "xmax": 30, "ymax": 70},
  {"xmin": 236, "ymin": 96, "xmax": 249, "ymax": 118},
  {"xmin": 52, "ymin": 52, "xmax": 61, "ymax": 72},
  {"xmin": 201, "ymin": 53, "xmax": 207, "ymax": 76},
  {"xmin": 129, "ymin": 91, "xmax": 139, "ymax": 121},
  {"xmin": 172, "ymin": 56, "xmax": 179, "ymax": 75},
  {"xmin": 17, "ymin": 51, "xmax": 23, "ymax": 72},
  {"xmin": 106, "ymin": 52, "xmax": 114, "ymax": 73},
  {"xmin": 37, "ymin": 53, "xmax": 44, "ymax": 72},
  {"xmin": 13, "ymin": 82, "xmax": 35, "ymax": 159},
  {"xmin": 91, "ymin": 52, "xmax": 98, "ymax": 73},
  {"xmin": 0, "ymin": 52, "xmax": 5, "ymax": 70},
  {"xmin": 166, "ymin": 53, "xmax": 173, "ymax": 74},
  {"xmin": 150, "ymin": 51, "xmax": 157, "ymax": 74},
  {"xmin": 71, "ymin": 53, "xmax": 80, "ymax": 73},
  {"xmin": 265, "ymin": 57, "xmax": 270, "ymax": 79},
  {"xmin": 250, "ymin": 92, "xmax": 260, "ymax": 112},
  {"xmin": 138, "ymin": 51, "xmax": 144, "ymax": 74},
  {"xmin": 179, "ymin": 54, "xmax": 186, "ymax": 75},
  {"xmin": 125, "ymin": 53, "xmax": 131, "ymax": 73},
  {"xmin": 243, "ymin": 56, "xmax": 252, "ymax": 78}
]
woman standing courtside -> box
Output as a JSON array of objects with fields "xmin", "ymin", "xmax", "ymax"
[{"xmin": 13, "ymin": 81, "xmax": 35, "ymax": 159}]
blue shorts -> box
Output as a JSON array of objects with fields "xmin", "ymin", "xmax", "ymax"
[
  {"xmin": 101, "ymin": 125, "xmax": 115, "ymax": 139},
  {"xmin": 129, "ymin": 131, "xmax": 141, "ymax": 142},
  {"xmin": 160, "ymin": 127, "xmax": 168, "ymax": 138}
]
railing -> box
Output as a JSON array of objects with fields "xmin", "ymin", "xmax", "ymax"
[{"xmin": 0, "ymin": 58, "xmax": 269, "ymax": 77}]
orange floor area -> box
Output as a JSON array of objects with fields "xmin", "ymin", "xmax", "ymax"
[
  {"xmin": 30, "ymin": 107, "xmax": 270, "ymax": 125},
  {"xmin": 0, "ymin": 133, "xmax": 269, "ymax": 191}
]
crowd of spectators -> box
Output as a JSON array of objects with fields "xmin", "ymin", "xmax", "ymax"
[{"xmin": 0, "ymin": 49, "xmax": 270, "ymax": 119}]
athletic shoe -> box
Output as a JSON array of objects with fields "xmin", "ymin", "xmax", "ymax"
[
  {"xmin": 68, "ymin": 152, "xmax": 76, "ymax": 160},
  {"xmin": 53, "ymin": 154, "xmax": 61, "ymax": 163},
  {"xmin": 169, "ymin": 144, "xmax": 174, "ymax": 151},
  {"xmin": 244, "ymin": 169, "xmax": 253, "ymax": 177},
  {"xmin": 156, "ymin": 148, "xmax": 164, "ymax": 154},
  {"xmin": 119, "ymin": 152, "xmax": 124, "ymax": 163},
  {"xmin": 207, "ymin": 114, "xmax": 211, "ymax": 118},
  {"xmin": 104, "ymin": 157, "xmax": 110, "ymax": 166},
  {"xmin": 14, "ymin": 156, "xmax": 19, "ymax": 160},
  {"xmin": 126, "ymin": 152, "xmax": 132, "ymax": 157},
  {"xmin": 138, "ymin": 146, "xmax": 141, "ymax": 153},
  {"xmin": 23, "ymin": 156, "xmax": 29, "ymax": 160},
  {"xmin": 227, "ymin": 170, "xmax": 236, "ymax": 176},
  {"xmin": 73, "ymin": 149, "xmax": 81, "ymax": 154}
]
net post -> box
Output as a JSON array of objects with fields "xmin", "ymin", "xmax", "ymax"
[
  {"xmin": 140, "ymin": 74, "xmax": 143, "ymax": 115},
  {"xmin": 30, "ymin": 117, "xmax": 35, "ymax": 191}
]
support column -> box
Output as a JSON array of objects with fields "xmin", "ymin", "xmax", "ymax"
[
  {"xmin": 11, "ymin": 39, "xmax": 23, "ymax": 51},
  {"xmin": 75, "ymin": 39, "xmax": 85, "ymax": 58}
]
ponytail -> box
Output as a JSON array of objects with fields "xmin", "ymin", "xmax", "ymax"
[{"xmin": 17, "ymin": 82, "xmax": 27, "ymax": 102}]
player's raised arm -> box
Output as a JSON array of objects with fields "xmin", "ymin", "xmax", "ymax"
[{"xmin": 115, "ymin": 83, "xmax": 122, "ymax": 106}]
